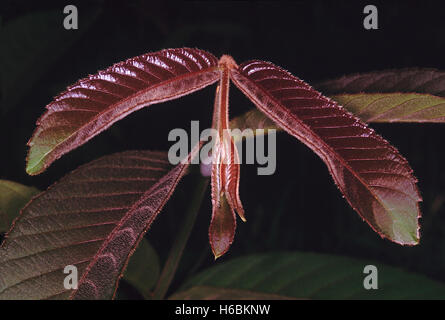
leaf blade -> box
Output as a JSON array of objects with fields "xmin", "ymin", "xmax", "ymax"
[
  {"xmin": 230, "ymin": 60, "xmax": 421, "ymax": 244},
  {"xmin": 0, "ymin": 150, "xmax": 191, "ymax": 299},
  {"xmin": 27, "ymin": 48, "xmax": 219, "ymax": 175},
  {"xmin": 331, "ymin": 93, "xmax": 445, "ymax": 123},
  {"xmin": 316, "ymin": 68, "xmax": 445, "ymax": 97},
  {"xmin": 178, "ymin": 252, "xmax": 445, "ymax": 299}
]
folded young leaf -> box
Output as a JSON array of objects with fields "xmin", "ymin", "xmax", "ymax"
[
  {"xmin": 0, "ymin": 150, "xmax": 191, "ymax": 299},
  {"xmin": 316, "ymin": 68, "xmax": 445, "ymax": 97},
  {"xmin": 27, "ymin": 48, "xmax": 219, "ymax": 175},
  {"xmin": 230, "ymin": 60, "xmax": 421, "ymax": 244},
  {"xmin": 331, "ymin": 93, "xmax": 445, "ymax": 123},
  {"xmin": 209, "ymin": 193, "xmax": 236, "ymax": 259}
]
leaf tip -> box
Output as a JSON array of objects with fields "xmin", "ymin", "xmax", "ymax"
[
  {"xmin": 25, "ymin": 157, "xmax": 44, "ymax": 176},
  {"xmin": 209, "ymin": 226, "xmax": 233, "ymax": 259}
]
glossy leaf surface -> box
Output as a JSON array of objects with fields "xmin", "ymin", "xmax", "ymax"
[
  {"xmin": 27, "ymin": 48, "xmax": 219, "ymax": 175},
  {"xmin": 0, "ymin": 150, "xmax": 191, "ymax": 299},
  {"xmin": 230, "ymin": 60, "xmax": 421, "ymax": 244}
]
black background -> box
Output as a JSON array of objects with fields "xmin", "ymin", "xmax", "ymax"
[{"xmin": 1, "ymin": 0, "xmax": 445, "ymax": 299}]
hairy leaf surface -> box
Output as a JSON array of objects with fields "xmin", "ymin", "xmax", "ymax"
[
  {"xmin": 316, "ymin": 68, "xmax": 445, "ymax": 97},
  {"xmin": 177, "ymin": 252, "xmax": 445, "ymax": 299},
  {"xmin": 0, "ymin": 150, "xmax": 191, "ymax": 299},
  {"xmin": 230, "ymin": 61, "xmax": 421, "ymax": 244},
  {"xmin": 27, "ymin": 48, "xmax": 219, "ymax": 175}
]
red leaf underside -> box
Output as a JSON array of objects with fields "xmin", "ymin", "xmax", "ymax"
[
  {"xmin": 209, "ymin": 56, "xmax": 244, "ymax": 258},
  {"xmin": 230, "ymin": 60, "xmax": 421, "ymax": 244},
  {"xmin": 27, "ymin": 48, "xmax": 219, "ymax": 175},
  {"xmin": 0, "ymin": 150, "xmax": 194, "ymax": 299}
]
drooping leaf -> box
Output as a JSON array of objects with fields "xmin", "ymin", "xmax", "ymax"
[
  {"xmin": 209, "ymin": 193, "xmax": 236, "ymax": 259},
  {"xmin": 0, "ymin": 9, "xmax": 100, "ymax": 112},
  {"xmin": 27, "ymin": 48, "xmax": 219, "ymax": 175},
  {"xmin": 122, "ymin": 238, "xmax": 160, "ymax": 299},
  {"xmin": 316, "ymin": 68, "xmax": 445, "ymax": 97},
  {"xmin": 0, "ymin": 150, "xmax": 193, "ymax": 299},
  {"xmin": 169, "ymin": 286, "xmax": 296, "ymax": 300},
  {"xmin": 330, "ymin": 93, "xmax": 445, "ymax": 123},
  {"xmin": 230, "ymin": 60, "xmax": 421, "ymax": 244},
  {"xmin": 0, "ymin": 180, "xmax": 40, "ymax": 233},
  {"xmin": 177, "ymin": 252, "xmax": 445, "ymax": 299},
  {"xmin": 208, "ymin": 56, "xmax": 244, "ymax": 258}
]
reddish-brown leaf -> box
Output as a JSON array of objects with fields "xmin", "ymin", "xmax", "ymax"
[
  {"xmin": 209, "ymin": 193, "xmax": 236, "ymax": 259},
  {"xmin": 230, "ymin": 60, "xmax": 421, "ymax": 244},
  {"xmin": 0, "ymin": 150, "xmax": 193, "ymax": 299},
  {"xmin": 27, "ymin": 48, "xmax": 219, "ymax": 175},
  {"xmin": 316, "ymin": 68, "xmax": 445, "ymax": 97},
  {"xmin": 208, "ymin": 57, "xmax": 244, "ymax": 258}
]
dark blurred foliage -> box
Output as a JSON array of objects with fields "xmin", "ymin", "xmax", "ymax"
[{"xmin": 1, "ymin": 0, "xmax": 445, "ymax": 299}]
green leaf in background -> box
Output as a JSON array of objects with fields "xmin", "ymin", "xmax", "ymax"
[
  {"xmin": 316, "ymin": 68, "xmax": 445, "ymax": 97},
  {"xmin": 122, "ymin": 238, "xmax": 160, "ymax": 299},
  {"xmin": 176, "ymin": 252, "xmax": 445, "ymax": 299},
  {"xmin": 229, "ymin": 108, "xmax": 277, "ymax": 143},
  {"xmin": 229, "ymin": 92, "xmax": 445, "ymax": 142},
  {"xmin": 331, "ymin": 93, "xmax": 445, "ymax": 123},
  {"xmin": 0, "ymin": 8, "xmax": 100, "ymax": 112},
  {"xmin": 0, "ymin": 180, "xmax": 39, "ymax": 233},
  {"xmin": 170, "ymin": 286, "xmax": 297, "ymax": 300}
]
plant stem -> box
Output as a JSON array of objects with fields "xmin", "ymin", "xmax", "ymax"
[{"xmin": 152, "ymin": 175, "xmax": 209, "ymax": 300}]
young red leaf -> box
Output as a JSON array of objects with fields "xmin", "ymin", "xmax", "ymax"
[
  {"xmin": 208, "ymin": 56, "xmax": 245, "ymax": 258},
  {"xmin": 0, "ymin": 150, "xmax": 193, "ymax": 299},
  {"xmin": 27, "ymin": 48, "xmax": 219, "ymax": 175},
  {"xmin": 316, "ymin": 68, "xmax": 445, "ymax": 97},
  {"xmin": 209, "ymin": 193, "xmax": 237, "ymax": 259},
  {"xmin": 230, "ymin": 60, "xmax": 421, "ymax": 244}
]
